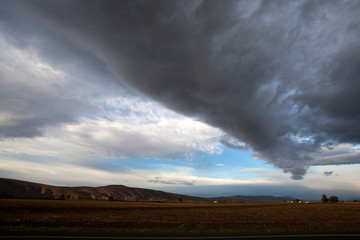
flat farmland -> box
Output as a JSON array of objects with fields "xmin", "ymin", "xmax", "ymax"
[{"xmin": 1, "ymin": 199, "xmax": 360, "ymax": 235}]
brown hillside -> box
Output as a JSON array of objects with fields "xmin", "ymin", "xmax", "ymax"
[{"xmin": 0, "ymin": 178, "xmax": 206, "ymax": 202}]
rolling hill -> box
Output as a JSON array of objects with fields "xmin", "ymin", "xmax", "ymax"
[
  {"xmin": 0, "ymin": 178, "xmax": 205, "ymax": 202},
  {"xmin": 0, "ymin": 178, "xmax": 294, "ymax": 202}
]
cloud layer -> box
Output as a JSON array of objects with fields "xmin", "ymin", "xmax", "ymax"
[
  {"xmin": 2, "ymin": 0, "xmax": 360, "ymax": 179},
  {"xmin": 0, "ymin": 95, "xmax": 223, "ymax": 163}
]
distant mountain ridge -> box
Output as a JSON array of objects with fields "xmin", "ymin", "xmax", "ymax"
[
  {"xmin": 0, "ymin": 178, "xmax": 294, "ymax": 202},
  {"xmin": 208, "ymin": 195, "xmax": 295, "ymax": 202}
]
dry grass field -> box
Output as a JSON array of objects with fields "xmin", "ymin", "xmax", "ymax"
[{"xmin": 1, "ymin": 199, "xmax": 360, "ymax": 235}]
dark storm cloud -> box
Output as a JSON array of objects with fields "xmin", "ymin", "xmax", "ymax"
[
  {"xmin": 3, "ymin": 0, "xmax": 360, "ymax": 179},
  {"xmin": 0, "ymin": 0, "xmax": 130, "ymax": 137},
  {"xmin": 0, "ymin": 88, "xmax": 89, "ymax": 138}
]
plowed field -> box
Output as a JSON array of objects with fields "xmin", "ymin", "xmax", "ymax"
[{"xmin": 1, "ymin": 199, "xmax": 360, "ymax": 234}]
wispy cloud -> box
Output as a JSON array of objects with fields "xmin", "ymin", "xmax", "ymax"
[
  {"xmin": 323, "ymin": 171, "xmax": 334, "ymax": 177},
  {"xmin": 0, "ymin": 95, "xmax": 223, "ymax": 162},
  {"xmin": 148, "ymin": 177, "xmax": 195, "ymax": 186}
]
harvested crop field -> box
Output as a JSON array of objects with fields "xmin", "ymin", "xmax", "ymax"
[{"xmin": 1, "ymin": 199, "xmax": 360, "ymax": 235}]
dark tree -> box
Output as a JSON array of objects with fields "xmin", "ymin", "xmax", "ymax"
[
  {"xmin": 321, "ymin": 194, "xmax": 328, "ymax": 203},
  {"xmin": 328, "ymin": 195, "xmax": 339, "ymax": 202}
]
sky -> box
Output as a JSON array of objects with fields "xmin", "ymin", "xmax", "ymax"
[{"xmin": 0, "ymin": 0, "xmax": 360, "ymax": 200}]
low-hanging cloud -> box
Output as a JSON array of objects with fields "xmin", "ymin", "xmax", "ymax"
[
  {"xmin": 3, "ymin": 0, "xmax": 360, "ymax": 179},
  {"xmin": 148, "ymin": 177, "xmax": 195, "ymax": 186},
  {"xmin": 323, "ymin": 171, "xmax": 334, "ymax": 177}
]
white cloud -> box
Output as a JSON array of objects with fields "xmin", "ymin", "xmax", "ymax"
[
  {"xmin": 0, "ymin": 95, "xmax": 224, "ymax": 162},
  {"xmin": 148, "ymin": 177, "xmax": 196, "ymax": 185},
  {"xmin": 88, "ymin": 96, "xmax": 224, "ymax": 158}
]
